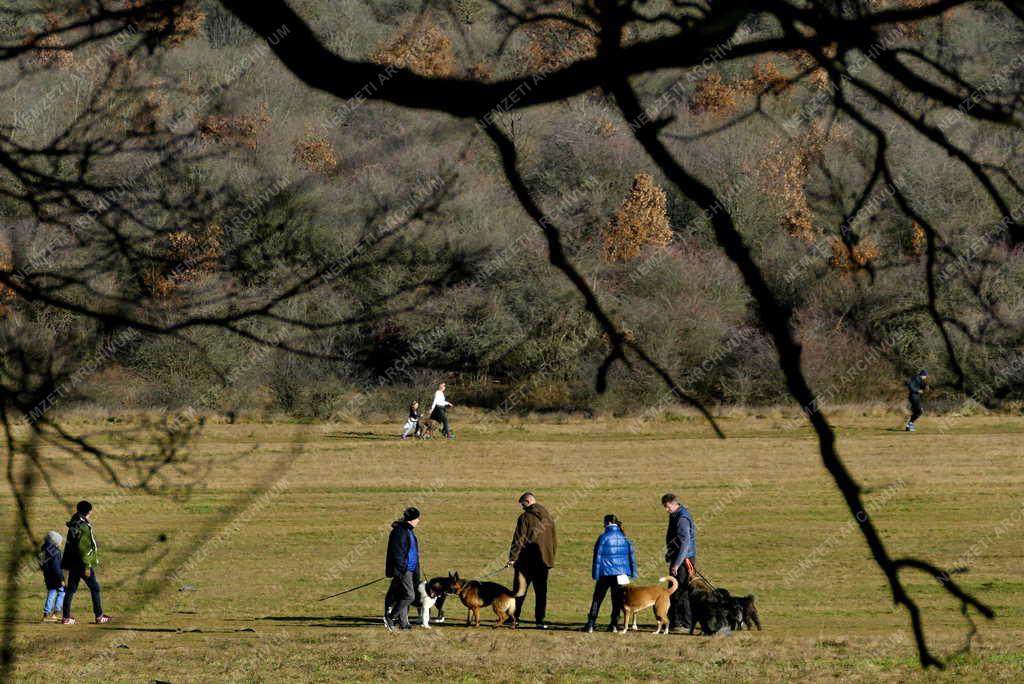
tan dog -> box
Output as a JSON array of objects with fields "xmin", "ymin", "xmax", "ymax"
[
  {"xmin": 452, "ymin": 571, "xmax": 526, "ymax": 628},
  {"xmin": 620, "ymin": 576, "xmax": 678, "ymax": 634}
]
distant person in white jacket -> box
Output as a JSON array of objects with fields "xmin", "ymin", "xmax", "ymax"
[{"xmin": 429, "ymin": 382, "xmax": 454, "ymax": 438}]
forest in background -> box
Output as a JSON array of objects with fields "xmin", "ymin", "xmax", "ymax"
[{"xmin": 2, "ymin": 0, "xmax": 1023, "ymax": 420}]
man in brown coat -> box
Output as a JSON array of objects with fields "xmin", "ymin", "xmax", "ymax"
[{"xmin": 505, "ymin": 492, "xmax": 556, "ymax": 628}]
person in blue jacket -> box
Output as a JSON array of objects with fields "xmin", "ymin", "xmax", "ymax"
[
  {"xmin": 583, "ymin": 514, "xmax": 636, "ymax": 633},
  {"xmin": 40, "ymin": 530, "xmax": 65, "ymax": 621}
]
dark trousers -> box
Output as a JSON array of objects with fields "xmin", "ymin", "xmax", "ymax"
[
  {"xmin": 513, "ymin": 562, "xmax": 549, "ymax": 624},
  {"xmin": 668, "ymin": 568, "xmax": 693, "ymax": 629},
  {"xmin": 587, "ymin": 576, "xmax": 624, "ymax": 627},
  {"xmin": 909, "ymin": 393, "xmax": 923, "ymax": 422},
  {"xmin": 431, "ymin": 407, "xmax": 450, "ymax": 436},
  {"xmin": 385, "ymin": 571, "xmax": 416, "ymax": 628},
  {"xmin": 63, "ymin": 569, "xmax": 102, "ymax": 619}
]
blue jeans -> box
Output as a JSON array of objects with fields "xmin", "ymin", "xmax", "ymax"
[
  {"xmin": 44, "ymin": 586, "xmax": 65, "ymax": 615},
  {"xmin": 63, "ymin": 570, "xmax": 103, "ymax": 619}
]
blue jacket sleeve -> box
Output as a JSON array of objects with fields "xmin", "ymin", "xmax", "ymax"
[
  {"xmin": 592, "ymin": 537, "xmax": 601, "ymax": 580},
  {"xmin": 672, "ymin": 515, "xmax": 691, "ymax": 567},
  {"xmin": 627, "ymin": 539, "xmax": 637, "ymax": 577}
]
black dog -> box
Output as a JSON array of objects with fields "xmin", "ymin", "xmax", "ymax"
[
  {"xmin": 726, "ymin": 593, "xmax": 761, "ymax": 631},
  {"xmin": 688, "ymin": 584, "xmax": 732, "ymax": 635},
  {"xmin": 410, "ymin": 572, "xmax": 460, "ymax": 627}
]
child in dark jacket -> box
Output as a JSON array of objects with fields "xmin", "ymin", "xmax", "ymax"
[{"xmin": 40, "ymin": 530, "xmax": 65, "ymax": 622}]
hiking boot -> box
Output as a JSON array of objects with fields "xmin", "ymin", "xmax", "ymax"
[
  {"xmin": 95, "ymin": 615, "xmax": 112, "ymax": 624},
  {"xmin": 61, "ymin": 617, "xmax": 76, "ymax": 625},
  {"xmin": 43, "ymin": 613, "xmax": 61, "ymax": 623}
]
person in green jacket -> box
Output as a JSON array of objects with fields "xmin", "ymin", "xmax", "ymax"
[{"xmin": 61, "ymin": 500, "xmax": 111, "ymax": 624}]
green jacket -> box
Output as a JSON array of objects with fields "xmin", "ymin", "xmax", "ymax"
[{"xmin": 64, "ymin": 514, "xmax": 99, "ymax": 571}]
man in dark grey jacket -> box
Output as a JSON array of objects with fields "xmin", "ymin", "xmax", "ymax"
[{"xmin": 662, "ymin": 493, "xmax": 697, "ymax": 631}]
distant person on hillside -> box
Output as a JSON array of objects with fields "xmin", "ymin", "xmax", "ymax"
[
  {"xmin": 583, "ymin": 514, "xmax": 636, "ymax": 633},
  {"xmin": 505, "ymin": 492, "xmax": 556, "ymax": 629},
  {"xmin": 61, "ymin": 500, "xmax": 112, "ymax": 625},
  {"xmin": 383, "ymin": 507, "xmax": 422, "ymax": 631},
  {"xmin": 905, "ymin": 369, "xmax": 929, "ymax": 432},
  {"xmin": 429, "ymin": 382, "xmax": 453, "ymax": 439},
  {"xmin": 40, "ymin": 530, "xmax": 65, "ymax": 622},
  {"xmin": 662, "ymin": 493, "xmax": 696, "ymax": 632},
  {"xmin": 401, "ymin": 400, "xmax": 420, "ymax": 440}
]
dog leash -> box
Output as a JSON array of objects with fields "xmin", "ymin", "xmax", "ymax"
[
  {"xmin": 318, "ymin": 576, "xmax": 387, "ymax": 601},
  {"xmin": 479, "ymin": 565, "xmax": 512, "ymax": 581}
]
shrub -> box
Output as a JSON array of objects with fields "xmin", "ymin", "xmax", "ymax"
[
  {"xmin": 292, "ymin": 129, "xmax": 338, "ymax": 175},
  {"xmin": 602, "ymin": 174, "xmax": 673, "ymax": 262},
  {"xmin": 690, "ymin": 72, "xmax": 737, "ymax": 116},
  {"xmin": 373, "ymin": 18, "xmax": 455, "ymax": 77},
  {"xmin": 199, "ymin": 103, "xmax": 269, "ymax": 150},
  {"xmin": 828, "ymin": 236, "xmax": 881, "ymax": 270},
  {"xmin": 129, "ymin": 0, "xmax": 205, "ymax": 46}
]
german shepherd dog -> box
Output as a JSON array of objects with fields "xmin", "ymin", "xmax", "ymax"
[
  {"xmin": 452, "ymin": 571, "xmax": 526, "ymax": 628},
  {"xmin": 411, "ymin": 573, "xmax": 460, "ymax": 628},
  {"xmin": 620, "ymin": 576, "xmax": 678, "ymax": 634}
]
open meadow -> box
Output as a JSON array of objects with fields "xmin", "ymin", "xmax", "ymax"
[{"xmin": 3, "ymin": 414, "xmax": 1023, "ymax": 682}]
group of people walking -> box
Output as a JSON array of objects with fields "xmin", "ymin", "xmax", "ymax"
[
  {"xmin": 382, "ymin": 491, "xmax": 698, "ymax": 632},
  {"xmin": 37, "ymin": 500, "xmax": 112, "ymax": 625},
  {"xmin": 401, "ymin": 382, "xmax": 454, "ymax": 439}
]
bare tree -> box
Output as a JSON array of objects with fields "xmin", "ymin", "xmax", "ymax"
[{"xmin": 1, "ymin": 0, "xmax": 1021, "ymax": 672}]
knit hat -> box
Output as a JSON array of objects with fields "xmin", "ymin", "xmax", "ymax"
[
  {"xmin": 403, "ymin": 507, "xmax": 420, "ymax": 522},
  {"xmin": 45, "ymin": 530, "xmax": 63, "ymax": 546},
  {"xmin": 920, "ymin": 369, "xmax": 928, "ymax": 376}
]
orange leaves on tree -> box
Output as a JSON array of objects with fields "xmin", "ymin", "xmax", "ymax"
[
  {"xmin": 759, "ymin": 128, "xmax": 827, "ymax": 243},
  {"xmin": 144, "ymin": 223, "xmax": 222, "ymax": 298},
  {"xmin": 199, "ymin": 103, "xmax": 270, "ymax": 150},
  {"xmin": 374, "ymin": 19, "xmax": 456, "ymax": 78},
  {"xmin": 602, "ymin": 174, "xmax": 673, "ymax": 262},
  {"xmin": 292, "ymin": 129, "xmax": 338, "ymax": 175},
  {"xmin": 828, "ymin": 236, "xmax": 881, "ymax": 271}
]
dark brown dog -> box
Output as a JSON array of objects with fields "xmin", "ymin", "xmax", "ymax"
[{"xmin": 726, "ymin": 593, "xmax": 761, "ymax": 631}]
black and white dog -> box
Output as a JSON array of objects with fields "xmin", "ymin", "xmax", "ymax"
[{"xmin": 412, "ymin": 572, "xmax": 460, "ymax": 628}]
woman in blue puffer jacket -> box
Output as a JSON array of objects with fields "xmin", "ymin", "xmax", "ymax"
[{"xmin": 583, "ymin": 514, "xmax": 637, "ymax": 632}]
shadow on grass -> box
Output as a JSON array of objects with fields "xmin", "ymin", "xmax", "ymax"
[
  {"xmin": 257, "ymin": 615, "xmax": 585, "ymax": 631},
  {"xmin": 328, "ymin": 431, "xmax": 393, "ymax": 441}
]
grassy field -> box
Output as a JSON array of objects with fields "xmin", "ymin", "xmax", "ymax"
[{"xmin": 3, "ymin": 414, "xmax": 1023, "ymax": 682}]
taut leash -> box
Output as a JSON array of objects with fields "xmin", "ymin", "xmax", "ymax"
[{"xmin": 318, "ymin": 576, "xmax": 388, "ymax": 602}]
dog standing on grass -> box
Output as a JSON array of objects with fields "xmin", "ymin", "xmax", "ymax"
[
  {"xmin": 453, "ymin": 571, "xmax": 527, "ymax": 628},
  {"xmin": 619, "ymin": 576, "xmax": 678, "ymax": 634}
]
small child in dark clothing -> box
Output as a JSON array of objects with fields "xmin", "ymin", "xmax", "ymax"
[{"xmin": 41, "ymin": 530, "xmax": 65, "ymax": 622}]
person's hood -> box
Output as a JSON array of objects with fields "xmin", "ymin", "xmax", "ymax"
[
  {"xmin": 391, "ymin": 520, "xmax": 412, "ymax": 530},
  {"xmin": 45, "ymin": 530, "xmax": 63, "ymax": 547}
]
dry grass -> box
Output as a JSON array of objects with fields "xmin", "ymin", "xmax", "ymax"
[{"xmin": 3, "ymin": 415, "xmax": 1023, "ymax": 682}]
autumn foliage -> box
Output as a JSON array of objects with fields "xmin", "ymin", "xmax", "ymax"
[
  {"xmin": 292, "ymin": 129, "xmax": 338, "ymax": 175},
  {"xmin": 602, "ymin": 174, "xmax": 673, "ymax": 262},
  {"xmin": 144, "ymin": 224, "xmax": 223, "ymax": 298},
  {"xmin": 828, "ymin": 236, "xmax": 881, "ymax": 270},
  {"xmin": 759, "ymin": 129, "xmax": 827, "ymax": 243},
  {"xmin": 373, "ymin": 19, "xmax": 456, "ymax": 78},
  {"xmin": 199, "ymin": 103, "xmax": 270, "ymax": 150}
]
